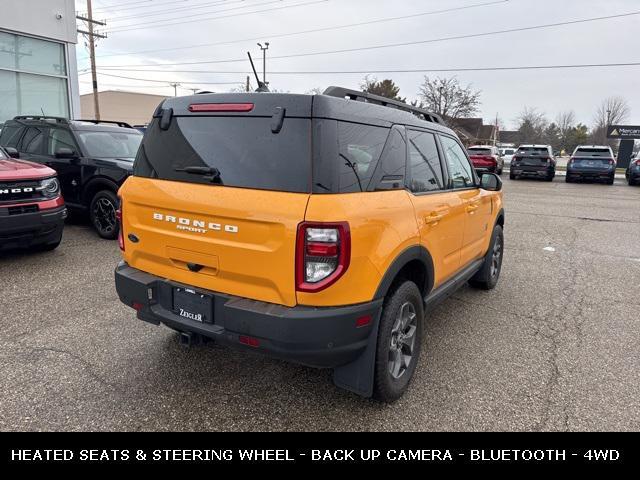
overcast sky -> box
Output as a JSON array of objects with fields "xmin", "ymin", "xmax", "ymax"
[{"xmin": 76, "ymin": 0, "xmax": 640, "ymax": 129}]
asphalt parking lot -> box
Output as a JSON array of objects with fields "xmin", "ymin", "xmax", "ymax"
[{"xmin": 1, "ymin": 177, "xmax": 639, "ymax": 432}]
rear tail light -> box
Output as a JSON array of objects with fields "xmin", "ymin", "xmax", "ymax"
[
  {"xmin": 116, "ymin": 197, "xmax": 124, "ymax": 251},
  {"xmin": 568, "ymin": 157, "xmax": 575, "ymax": 165},
  {"xmin": 608, "ymin": 159, "xmax": 615, "ymax": 166},
  {"xmin": 635, "ymin": 159, "xmax": 640, "ymax": 166},
  {"xmin": 296, "ymin": 222, "xmax": 350, "ymax": 292}
]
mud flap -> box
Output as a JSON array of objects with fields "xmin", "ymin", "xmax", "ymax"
[{"xmin": 332, "ymin": 310, "xmax": 381, "ymax": 397}]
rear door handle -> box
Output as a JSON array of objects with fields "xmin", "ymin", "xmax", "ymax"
[
  {"xmin": 425, "ymin": 209, "xmax": 449, "ymax": 225},
  {"xmin": 466, "ymin": 203, "xmax": 479, "ymax": 213}
]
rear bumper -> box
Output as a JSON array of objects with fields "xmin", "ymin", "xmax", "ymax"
[
  {"xmin": 0, "ymin": 205, "xmax": 66, "ymax": 250},
  {"xmin": 114, "ymin": 261, "xmax": 382, "ymax": 369},
  {"xmin": 473, "ymin": 164, "xmax": 498, "ymax": 173},
  {"xmin": 566, "ymin": 168, "xmax": 614, "ymax": 180},
  {"xmin": 511, "ymin": 165, "xmax": 554, "ymax": 177}
]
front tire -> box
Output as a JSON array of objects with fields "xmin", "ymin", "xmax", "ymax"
[
  {"xmin": 469, "ymin": 225, "xmax": 504, "ymax": 290},
  {"xmin": 89, "ymin": 190, "xmax": 119, "ymax": 240},
  {"xmin": 373, "ymin": 281, "xmax": 424, "ymax": 403}
]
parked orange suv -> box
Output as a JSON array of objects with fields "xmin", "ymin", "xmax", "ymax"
[{"xmin": 114, "ymin": 88, "xmax": 505, "ymax": 401}]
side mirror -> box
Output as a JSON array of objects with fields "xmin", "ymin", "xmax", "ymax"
[
  {"xmin": 4, "ymin": 147, "xmax": 19, "ymax": 159},
  {"xmin": 55, "ymin": 147, "xmax": 77, "ymax": 159},
  {"xmin": 480, "ymin": 172, "xmax": 503, "ymax": 192}
]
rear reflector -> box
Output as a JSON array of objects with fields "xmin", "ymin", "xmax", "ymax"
[
  {"xmin": 239, "ymin": 335, "xmax": 260, "ymax": 347},
  {"xmin": 188, "ymin": 103, "xmax": 254, "ymax": 113},
  {"xmin": 132, "ymin": 302, "xmax": 144, "ymax": 311},
  {"xmin": 356, "ymin": 315, "xmax": 372, "ymax": 328}
]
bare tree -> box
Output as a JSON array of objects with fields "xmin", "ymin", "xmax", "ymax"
[
  {"xmin": 591, "ymin": 96, "xmax": 630, "ymax": 144},
  {"xmin": 305, "ymin": 87, "xmax": 325, "ymax": 95},
  {"xmin": 516, "ymin": 107, "xmax": 548, "ymax": 144},
  {"xmin": 556, "ymin": 110, "xmax": 575, "ymax": 151},
  {"xmin": 417, "ymin": 76, "xmax": 481, "ymax": 119}
]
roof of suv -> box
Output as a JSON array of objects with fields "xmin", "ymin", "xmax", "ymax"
[{"xmin": 158, "ymin": 88, "xmax": 456, "ymax": 136}]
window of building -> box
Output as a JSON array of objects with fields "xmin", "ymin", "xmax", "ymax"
[{"xmin": 0, "ymin": 31, "xmax": 69, "ymax": 123}]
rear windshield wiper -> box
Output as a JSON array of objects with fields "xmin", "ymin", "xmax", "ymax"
[
  {"xmin": 174, "ymin": 165, "xmax": 222, "ymax": 183},
  {"xmin": 339, "ymin": 153, "xmax": 363, "ymax": 192}
]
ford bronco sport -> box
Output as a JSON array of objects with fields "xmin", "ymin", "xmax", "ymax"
[
  {"xmin": 114, "ymin": 88, "xmax": 505, "ymax": 401},
  {"xmin": 0, "ymin": 146, "xmax": 66, "ymax": 251},
  {"xmin": 0, "ymin": 116, "xmax": 143, "ymax": 239}
]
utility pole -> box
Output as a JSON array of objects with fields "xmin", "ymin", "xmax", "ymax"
[
  {"xmin": 189, "ymin": 88, "xmax": 199, "ymax": 95},
  {"xmin": 257, "ymin": 42, "xmax": 269, "ymax": 85},
  {"xmin": 77, "ymin": 0, "xmax": 106, "ymax": 120},
  {"xmin": 169, "ymin": 82, "xmax": 181, "ymax": 97},
  {"xmin": 246, "ymin": 75, "xmax": 251, "ymax": 92}
]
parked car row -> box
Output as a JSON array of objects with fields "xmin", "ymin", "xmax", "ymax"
[
  {"xmin": 469, "ymin": 143, "xmax": 638, "ymax": 186},
  {"xmin": 0, "ymin": 116, "xmax": 143, "ymax": 250}
]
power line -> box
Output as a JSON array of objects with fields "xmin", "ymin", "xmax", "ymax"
[
  {"xmin": 109, "ymin": 0, "xmax": 254, "ymax": 22},
  {"xmin": 95, "ymin": 0, "xmax": 509, "ymax": 59},
  {"xmin": 106, "ymin": 0, "xmax": 329, "ymax": 33},
  {"xmin": 94, "ymin": 0, "xmax": 168, "ymax": 14},
  {"xmin": 97, "ymin": 10, "xmax": 640, "ymax": 68},
  {"xmin": 92, "ymin": 61, "xmax": 640, "ymax": 76},
  {"xmin": 80, "ymin": 70, "xmax": 240, "ymax": 84}
]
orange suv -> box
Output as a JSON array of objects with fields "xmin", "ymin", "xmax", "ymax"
[{"xmin": 114, "ymin": 88, "xmax": 505, "ymax": 401}]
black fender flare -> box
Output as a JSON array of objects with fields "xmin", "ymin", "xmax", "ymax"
[
  {"xmin": 82, "ymin": 177, "xmax": 120, "ymax": 205},
  {"xmin": 495, "ymin": 208, "xmax": 505, "ymax": 229},
  {"xmin": 373, "ymin": 245, "xmax": 435, "ymax": 300}
]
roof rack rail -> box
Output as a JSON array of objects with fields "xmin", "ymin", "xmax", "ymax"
[
  {"xmin": 13, "ymin": 115, "xmax": 69, "ymax": 124},
  {"xmin": 322, "ymin": 86, "xmax": 443, "ymax": 124},
  {"xmin": 74, "ymin": 119, "xmax": 134, "ymax": 129}
]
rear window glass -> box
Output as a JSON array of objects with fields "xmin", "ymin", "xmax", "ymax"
[
  {"xmin": 134, "ymin": 116, "xmax": 311, "ymax": 193},
  {"xmin": 468, "ymin": 148, "xmax": 492, "ymax": 155},
  {"xmin": 503, "ymin": 149, "xmax": 515, "ymax": 155},
  {"xmin": 517, "ymin": 147, "xmax": 548, "ymax": 155},
  {"xmin": 575, "ymin": 148, "xmax": 611, "ymax": 157}
]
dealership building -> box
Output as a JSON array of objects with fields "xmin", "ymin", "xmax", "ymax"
[{"xmin": 0, "ymin": 0, "xmax": 80, "ymax": 124}]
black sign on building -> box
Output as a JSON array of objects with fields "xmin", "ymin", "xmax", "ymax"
[
  {"xmin": 607, "ymin": 125, "xmax": 640, "ymax": 140},
  {"xmin": 607, "ymin": 125, "xmax": 639, "ymax": 168}
]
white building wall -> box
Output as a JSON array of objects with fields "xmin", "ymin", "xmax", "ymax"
[
  {"xmin": 0, "ymin": 0, "xmax": 77, "ymax": 44},
  {"xmin": 0, "ymin": 0, "xmax": 79, "ymax": 121}
]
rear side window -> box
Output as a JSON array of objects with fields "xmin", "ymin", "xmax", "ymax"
[
  {"xmin": 338, "ymin": 122, "xmax": 388, "ymax": 193},
  {"xmin": 407, "ymin": 129, "xmax": 444, "ymax": 193},
  {"xmin": 135, "ymin": 116, "xmax": 312, "ymax": 193},
  {"xmin": 0, "ymin": 125, "xmax": 24, "ymax": 148}
]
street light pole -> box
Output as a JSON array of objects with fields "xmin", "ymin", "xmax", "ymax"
[{"xmin": 257, "ymin": 42, "xmax": 269, "ymax": 85}]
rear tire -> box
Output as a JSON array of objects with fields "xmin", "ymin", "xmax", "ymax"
[
  {"xmin": 373, "ymin": 281, "xmax": 424, "ymax": 403},
  {"xmin": 606, "ymin": 176, "xmax": 615, "ymax": 185},
  {"xmin": 565, "ymin": 175, "xmax": 573, "ymax": 183},
  {"xmin": 89, "ymin": 190, "xmax": 119, "ymax": 240},
  {"xmin": 509, "ymin": 172, "xmax": 516, "ymax": 180},
  {"xmin": 469, "ymin": 225, "xmax": 503, "ymax": 290}
]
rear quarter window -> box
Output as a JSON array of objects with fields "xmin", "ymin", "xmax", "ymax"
[{"xmin": 0, "ymin": 125, "xmax": 24, "ymax": 148}]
